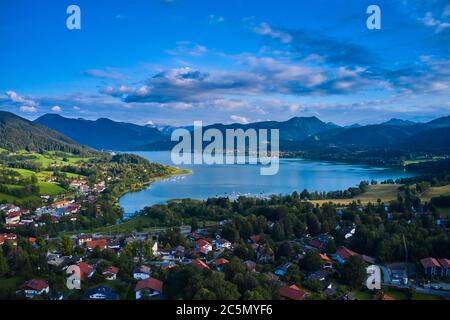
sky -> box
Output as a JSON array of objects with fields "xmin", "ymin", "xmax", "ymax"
[{"xmin": 0, "ymin": 0, "xmax": 449, "ymax": 126}]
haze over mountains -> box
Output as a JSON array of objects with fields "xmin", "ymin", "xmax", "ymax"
[{"xmin": 0, "ymin": 111, "xmax": 446, "ymax": 153}]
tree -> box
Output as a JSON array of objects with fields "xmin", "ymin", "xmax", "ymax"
[
  {"xmin": 324, "ymin": 238, "xmax": 336, "ymax": 254},
  {"xmin": 0, "ymin": 247, "xmax": 9, "ymax": 276},
  {"xmin": 60, "ymin": 236, "xmax": 73, "ymax": 256},
  {"xmin": 193, "ymin": 288, "xmax": 216, "ymax": 300},
  {"xmin": 300, "ymin": 249, "xmax": 323, "ymax": 271},
  {"xmin": 342, "ymin": 255, "xmax": 366, "ymax": 289}
]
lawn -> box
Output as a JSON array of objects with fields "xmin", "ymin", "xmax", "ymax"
[
  {"xmin": 61, "ymin": 215, "xmax": 156, "ymax": 236},
  {"xmin": 352, "ymin": 290, "xmax": 374, "ymax": 300},
  {"xmin": 421, "ymin": 185, "xmax": 450, "ymax": 201},
  {"xmin": 436, "ymin": 206, "xmax": 450, "ymax": 218},
  {"xmin": 36, "ymin": 182, "xmax": 65, "ymax": 195},
  {"xmin": 310, "ymin": 184, "xmax": 402, "ymax": 205}
]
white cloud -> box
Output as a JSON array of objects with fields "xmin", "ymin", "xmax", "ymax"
[
  {"xmin": 83, "ymin": 68, "xmax": 125, "ymax": 80},
  {"xmin": 5, "ymin": 90, "xmax": 37, "ymax": 106},
  {"xmin": 20, "ymin": 106, "xmax": 37, "ymax": 113},
  {"xmin": 73, "ymin": 106, "xmax": 81, "ymax": 111},
  {"xmin": 209, "ymin": 14, "xmax": 225, "ymax": 24},
  {"xmin": 419, "ymin": 12, "xmax": 450, "ymax": 33},
  {"xmin": 166, "ymin": 41, "xmax": 208, "ymax": 57},
  {"xmin": 253, "ymin": 22, "xmax": 292, "ymax": 44},
  {"xmin": 230, "ymin": 115, "xmax": 250, "ymax": 124},
  {"xmin": 51, "ymin": 105, "xmax": 62, "ymax": 112}
]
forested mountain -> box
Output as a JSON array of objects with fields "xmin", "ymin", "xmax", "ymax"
[
  {"xmin": 27, "ymin": 112, "xmax": 450, "ymax": 153},
  {"xmin": 34, "ymin": 114, "xmax": 164, "ymax": 150},
  {"xmin": 0, "ymin": 111, "xmax": 90, "ymax": 154}
]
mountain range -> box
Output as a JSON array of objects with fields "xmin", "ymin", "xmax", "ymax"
[
  {"xmin": 35, "ymin": 114, "xmax": 164, "ymax": 150},
  {"xmin": 34, "ymin": 113, "xmax": 450, "ymax": 152},
  {"xmin": 1, "ymin": 110, "xmax": 448, "ymax": 153}
]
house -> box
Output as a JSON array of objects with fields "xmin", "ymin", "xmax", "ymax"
[
  {"xmin": 215, "ymin": 258, "xmax": 229, "ymax": 271},
  {"xmin": 308, "ymin": 239, "xmax": 324, "ymax": 251},
  {"xmin": 256, "ymin": 243, "xmax": 274, "ymax": 263},
  {"xmin": 5, "ymin": 212, "xmax": 21, "ymax": 225},
  {"xmin": 334, "ymin": 246, "xmax": 358, "ymax": 263},
  {"xmin": 86, "ymin": 239, "xmax": 108, "ymax": 251},
  {"xmin": 102, "ymin": 266, "xmax": 119, "ymax": 280},
  {"xmin": 161, "ymin": 261, "xmax": 177, "ymax": 270},
  {"xmin": 274, "ymin": 262, "xmax": 293, "ymax": 276},
  {"xmin": 193, "ymin": 239, "xmax": 213, "ymax": 255},
  {"xmin": 52, "ymin": 200, "xmax": 70, "ymax": 209},
  {"xmin": 192, "ymin": 258, "xmax": 211, "ymax": 270},
  {"xmin": 0, "ymin": 233, "xmax": 17, "ymax": 246},
  {"xmin": 133, "ymin": 265, "xmax": 151, "ymax": 280},
  {"xmin": 173, "ymin": 245, "xmax": 186, "ymax": 258},
  {"xmin": 242, "ymin": 260, "xmax": 257, "ymax": 272},
  {"xmin": 82, "ymin": 285, "xmax": 118, "ymax": 300},
  {"xmin": 23, "ymin": 279, "xmax": 49, "ymax": 299},
  {"xmin": 48, "ymin": 292, "xmax": 64, "ymax": 300},
  {"xmin": 320, "ymin": 254, "xmax": 333, "ymax": 269},
  {"xmin": 278, "ymin": 285, "xmax": 307, "ymax": 301},
  {"xmin": 215, "ymin": 238, "xmax": 232, "ymax": 250},
  {"xmin": 438, "ymin": 259, "xmax": 450, "ymax": 277},
  {"xmin": 79, "ymin": 261, "xmax": 95, "ymax": 279},
  {"xmin": 135, "ymin": 277, "xmax": 163, "ymax": 300},
  {"xmin": 307, "ymin": 270, "xmax": 327, "ymax": 282},
  {"xmin": 420, "ymin": 257, "xmax": 441, "ymax": 276},
  {"xmin": 77, "ymin": 234, "xmax": 93, "ymax": 245}
]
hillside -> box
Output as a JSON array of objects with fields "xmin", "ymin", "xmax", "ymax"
[
  {"xmin": 0, "ymin": 111, "xmax": 89, "ymax": 154},
  {"xmin": 35, "ymin": 114, "xmax": 164, "ymax": 150}
]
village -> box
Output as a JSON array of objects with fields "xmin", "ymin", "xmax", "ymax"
[{"xmin": 2, "ymin": 194, "xmax": 450, "ymax": 300}]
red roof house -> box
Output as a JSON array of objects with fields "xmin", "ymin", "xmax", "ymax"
[
  {"xmin": 86, "ymin": 239, "xmax": 108, "ymax": 251},
  {"xmin": 135, "ymin": 277, "xmax": 163, "ymax": 299},
  {"xmin": 192, "ymin": 258, "xmax": 211, "ymax": 270},
  {"xmin": 278, "ymin": 285, "xmax": 307, "ymax": 301}
]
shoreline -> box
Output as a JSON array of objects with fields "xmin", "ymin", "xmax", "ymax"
[{"xmin": 115, "ymin": 166, "xmax": 192, "ymax": 213}]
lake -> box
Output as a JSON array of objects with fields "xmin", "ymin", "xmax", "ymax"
[{"xmin": 119, "ymin": 151, "xmax": 414, "ymax": 216}]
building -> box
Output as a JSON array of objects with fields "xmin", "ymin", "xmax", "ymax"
[
  {"xmin": 102, "ymin": 266, "xmax": 119, "ymax": 281},
  {"xmin": 192, "ymin": 258, "xmax": 211, "ymax": 270},
  {"xmin": 135, "ymin": 277, "xmax": 163, "ymax": 300},
  {"xmin": 82, "ymin": 286, "xmax": 118, "ymax": 300},
  {"xmin": 438, "ymin": 259, "xmax": 450, "ymax": 277},
  {"xmin": 278, "ymin": 285, "xmax": 307, "ymax": 301},
  {"xmin": 23, "ymin": 279, "xmax": 49, "ymax": 299},
  {"xmin": 79, "ymin": 261, "xmax": 95, "ymax": 279},
  {"xmin": 86, "ymin": 239, "xmax": 108, "ymax": 251},
  {"xmin": 133, "ymin": 265, "xmax": 151, "ymax": 280},
  {"xmin": 5, "ymin": 212, "xmax": 21, "ymax": 225},
  {"xmin": 420, "ymin": 257, "xmax": 441, "ymax": 276},
  {"xmin": 215, "ymin": 258, "xmax": 229, "ymax": 271},
  {"xmin": 193, "ymin": 239, "xmax": 213, "ymax": 255}
]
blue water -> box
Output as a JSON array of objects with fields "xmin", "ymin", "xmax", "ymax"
[{"xmin": 119, "ymin": 151, "xmax": 414, "ymax": 215}]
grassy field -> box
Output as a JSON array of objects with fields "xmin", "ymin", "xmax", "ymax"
[
  {"xmin": 60, "ymin": 215, "xmax": 156, "ymax": 236},
  {"xmin": 421, "ymin": 185, "xmax": 450, "ymax": 201},
  {"xmin": 310, "ymin": 183, "xmax": 450, "ymax": 206},
  {"xmin": 310, "ymin": 184, "xmax": 402, "ymax": 205}
]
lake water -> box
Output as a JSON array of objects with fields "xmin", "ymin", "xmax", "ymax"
[{"xmin": 119, "ymin": 151, "xmax": 414, "ymax": 215}]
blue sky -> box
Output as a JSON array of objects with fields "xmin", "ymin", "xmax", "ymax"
[{"xmin": 0, "ymin": 0, "xmax": 449, "ymax": 125}]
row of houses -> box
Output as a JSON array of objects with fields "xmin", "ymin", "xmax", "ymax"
[{"xmin": 420, "ymin": 257, "xmax": 450, "ymax": 277}]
